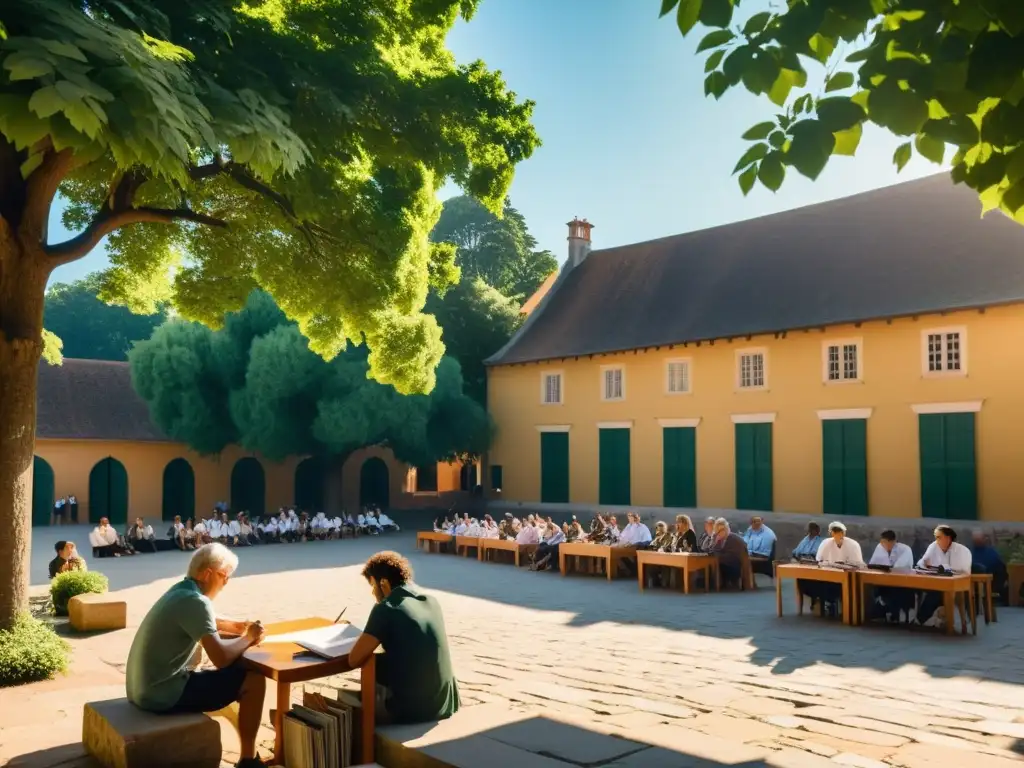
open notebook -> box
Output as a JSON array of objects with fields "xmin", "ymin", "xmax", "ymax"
[{"xmin": 267, "ymin": 623, "xmax": 363, "ymax": 660}]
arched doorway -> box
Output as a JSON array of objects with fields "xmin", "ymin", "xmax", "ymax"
[
  {"xmin": 359, "ymin": 457, "xmax": 390, "ymax": 509},
  {"xmin": 89, "ymin": 457, "xmax": 129, "ymax": 525},
  {"xmin": 460, "ymin": 462, "xmax": 477, "ymax": 491},
  {"xmin": 162, "ymin": 458, "xmax": 195, "ymax": 521},
  {"xmin": 294, "ymin": 457, "xmax": 327, "ymax": 511},
  {"xmin": 231, "ymin": 457, "xmax": 265, "ymax": 516},
  {"xmin": 32, "ymin": 456, "xmax": 55, "ymax": 527}
]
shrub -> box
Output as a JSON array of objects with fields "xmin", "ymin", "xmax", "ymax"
[
  {"xmin": 50, "ymin": 570, "xmax": 109, "ymax": 616},
  {"xmin": 996, "ymin": 535, "xmax": 1024, "ymax": 564},
  {"xmin": 0, "ymin": 613, "xmax": 70, "ymax": 687}
]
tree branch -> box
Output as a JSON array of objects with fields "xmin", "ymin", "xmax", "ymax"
[{"xmin": 23, "ymin": 147, "xmax": 76, "ymax": 245}]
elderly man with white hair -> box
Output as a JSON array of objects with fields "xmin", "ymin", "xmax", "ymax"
[
  {"xmin": 805, "ymin": 521, "xmax": 865, "ymax": 618},
  {"xmin": 125, "ymin": 544, "xmax": 268, "ymax": 768},
  {"xmin": 710, "ymin": 518, "xmax": 748, "ymax": 587}
]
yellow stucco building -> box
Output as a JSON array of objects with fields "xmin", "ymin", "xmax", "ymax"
[
  {"xmin": 485, "ymin": 175, "xmax": 1024, "ymax": 522},
  {"xmin": 32, "ymin": 359, "xmax": 475, "ymax": 526}
]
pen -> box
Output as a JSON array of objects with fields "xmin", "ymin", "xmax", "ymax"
[{"xmin": 334, "ymin": 607, "xmax": 347, "ymax": 623}]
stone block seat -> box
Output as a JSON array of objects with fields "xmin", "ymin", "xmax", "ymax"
[
  {"xmin": 69, "ymin": 593, "xmax": 127, "ymax": 632},
  {"xmin": 83, "ymin": 698, "xmax": 222, "ymax": 768}
]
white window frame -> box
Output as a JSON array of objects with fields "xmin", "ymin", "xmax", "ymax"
[
  {"xmin": 540, "ymin": 370, "xmax": 564, "ymax": 405},
  {"xmin": 735, "ymin": 347, "xmax": 768, "ymax": 391},
  {"xmin": 921, "ymin": 326, "xmax": 967, "ymax": 378},
  {"xmin": 600, "ymin": 364, "xmax": 625, "ymax": 402},
  {"xmin": 665, "ymin": 357, "xmax": 693, "ymax": 395},
  {"xmin": 821, "ymin": 337, "xmax": 863, "ymax": 384}
]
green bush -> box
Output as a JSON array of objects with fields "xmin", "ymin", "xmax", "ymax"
[
  {"xmin": 996, "ymin": 535, "xmax": 1024, "ymax": 565},
  {"xmin": 0, "ymin": 613, "xmax": 70, "ymax": 687},
  {"xmin": 50, "ymin": 570, "xmax": 109, "ymax": 616}
]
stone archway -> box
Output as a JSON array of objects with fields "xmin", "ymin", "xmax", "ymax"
[
  {"xmin": 162, "ymin": 458, "xmax": 195, "ymax": 521},
  {"xmin": 89, "ymin": 457, "xmax": 129, "ymax": 525},
  {"xmin": 32, "ymin": 456, "xmax": 54, "ymax": 527},
  {"xmin": 359, "ymin": 457, "xmax": 390, "ymax": 510}
]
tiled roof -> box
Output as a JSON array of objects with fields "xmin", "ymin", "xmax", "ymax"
[
  {"xmin": 36, "ymin": 358, "xmax": 170, "ymax": 442},
  {"xmin": 487, "ymin": 174, "xmax": 1024, "ymax": 366}
]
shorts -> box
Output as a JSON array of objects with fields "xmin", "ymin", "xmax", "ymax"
[{"xmin": 170, "ymin": 663, "xmax": 247, "ymax": 713}]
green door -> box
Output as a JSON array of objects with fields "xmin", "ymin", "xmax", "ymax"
[
  {"xmin": 822, "ymin": 419, "xmax": 868, "ymax": 516},
  {"xmin": 162, "ymin": 458, "xmax": 196, "ymax": 521},
  {"xmin": 598, "ymin": 428, "xmax": 631, "ymax": 505},
  {"xmin": 663, "ymin": 427, "xmax": 697, "ymax": 507},
  {"xmin": 735, "ymin": 423, "xmax": 773, "ymax": 511},
  {"xmin": 294, "ymin": 457, "xmax": 327, "ymax": 511},
  {"xmin": 360, "ymin": 457, "xmax": 390, "ymax": 508},
  {"xmin": 32, "ymin": 456, "xmax": 55, "ymax": 527},
  {"xmin": 919, "ymin": 413, "xmax": 977, "ymax": 519},
  {"xmin": 89, "ymin": 457, "xmax": 129, "ymax": 525},
  {"xmin": 540, "ymin": 431, "xmax": 570, "ymax": 503},
  {"xmin": 230, "ymin": 457, "xmax": 266, "ymax": 516}
]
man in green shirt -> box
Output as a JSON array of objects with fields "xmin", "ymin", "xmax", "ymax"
[
  {"xmin": 125, "ymin": 543, "xmax": 268, "ymax": 768},
  {"xmin": 347, "ymin": 551, "xmax": 460, "ymax": 724}
]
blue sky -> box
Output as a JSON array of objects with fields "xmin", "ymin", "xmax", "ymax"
[{"xmin": 49, "ymin": 0, "xmax": 940, "ymax": 284}]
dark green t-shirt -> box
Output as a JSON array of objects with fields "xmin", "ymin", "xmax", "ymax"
[{"xmin": 364, "ymin": 583, "xmax": 459, "ymax": 724}]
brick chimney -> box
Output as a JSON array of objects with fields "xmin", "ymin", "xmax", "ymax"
[{"xmin": 567, "ymin": 217, "xmax": 594, "ymax": 267}]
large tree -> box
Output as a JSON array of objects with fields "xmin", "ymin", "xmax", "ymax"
[
  {"xmin": 659, "ymin": 0, "xmax": 1024, "ymax": 222},
  {"xmin": 44, "ymin": 272, "xmax": 167, "ymax": 360},
  {"xmin": 0, "ymin": 1, "xmax": 536, "ymax": 629},
  {"xmin": 431, "ymin": 195, "xmax": 557, "ymax": 302},
  {"xmin": 130, "ymin": 291, "xmax": 491, "ymax": 468}
]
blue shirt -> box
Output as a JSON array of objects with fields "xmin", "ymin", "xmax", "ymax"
[
  {"xmin": 792, "ymin": 535, "xmax": 822, "ymax": 558},
  {"xmin": 972, "ymin": 544, "xmax": 1004, "ymax": 573},
  {"xmin": 743, "ymin": 525, "xmax": 776, "ymax": 556}
]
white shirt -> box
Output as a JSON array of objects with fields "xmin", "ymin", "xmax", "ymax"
[
  {"xmin": 917, "ymin": 540, "xmax": 972, "ymax": 573},
  {"xmin": 481, "ymin": 522, "xmax": 499, "ymax": 539},
  {"xmin": 379, "ymin": 513, "xmax": 394, "ymax": 526},
  {"xmin": 869, "ymin": 542, "xmax": 914, "ymax": 569},
  {"xmin": 453, "ymin": 522, "xmax": 467, "ymax": 535},
  {"xmin": 516, "ymin": 525, "xmax": 540, "ymax": 545},
  {"xmin": 816, "ymin": 537, "xmax": 865, "ymax": 566},
  {"xmin": 278, "ymin": 517, "xmax": 291, "ymax": 531},
  {"xmin": 95, "ymin": 525, "xmax": 117, "ymax": 545},
  {"xmin": 260, "ymin": 520, "xmax": 276, "ymax": 533},
  {"xmin": 624, "ymin": 523, "xmax": 652, "ymax": 546},
  {"xmin": 194, "ymin": 522, "xmax": 207, "ymax": 534},
  {"xmin": 227, "ymin": 520, "xmax": 240, "ymax": 537},
  {"xmin": 357, "ymin": 515, "xmax": 367, "ymax": 526}
]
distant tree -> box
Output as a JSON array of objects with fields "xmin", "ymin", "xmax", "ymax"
[
  {"xmin": 659, "ymin": 0, "xmax": 1024, "ymax": 223},
  {"xmin": 129, "ymin": 292, "xmax": 491, "ymax": 466},
  {"xmin": 431, "ymin": 196, "xmax": 557, "ymax": 302},
  {"xmin": 43, "ymin": 274, "xmax": 166, "ymax": 361},
  {"xmin": 426, "ymin": 278, "xmax": 522, "ymax": 405}
]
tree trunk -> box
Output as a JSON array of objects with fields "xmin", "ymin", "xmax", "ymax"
[{"xmin": 0, "ymin": 233, "xmax": 48, "ymax": 631}]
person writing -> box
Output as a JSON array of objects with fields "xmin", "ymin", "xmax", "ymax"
[
  {"xmin": 347, "ymin": 551, "xmax": 459, "ymax": 724},
  {"xmin": 125, "ymin": 544, "xmax": 268, "ymax": 768}
]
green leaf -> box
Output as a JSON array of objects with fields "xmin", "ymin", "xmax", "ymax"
[
  {"xmin": 39, "ymin": 40, "xmax": 88, "ymax": 63},
  {"xmin": 816, "ymin": 97, "xmax": 865, "ymax": 132},
  {"xmin": 27, "ymin": 86, "xmax": 67, "ymax": 119},
  {"xmin": 809, "ymin": 33, "xmax": 836, "ymax": 64},
  {"xmin": 832, "ymin": 123, "xmax": 862, "ymax": 156},
  {"xmin": 851, "ymin": 90, "xmax": 870, "ymax": 110},
  {"xmin": 922, "ymin": 116, "xmax": 980, "ymax": 145},
  {"xmin": 893, "ymin": 142, "xmax": 913, "ymax": 172},
  {"xmin": 768, "ymin": 130, "xmax": 786, "ymax": 149},
  {"xmin": 738, "ymin": 164, "xmax": 757, "ymax": 195},
  {"xmin": 722, "ymin": 45, "xmax": 754, "ymax": 84},
  {"xmin": 705, "ymin": 49, "xmax": 726, "ymax": 72},
  {"xmin": 63, "ymin": 99, "xmax": 104, "ymax": 139},
  {"xmin": 697, "ymin": 29, "xmax": 735, "ymax": 53},
  {"xmin": 767, "ymin": 68, "xmax": 804, "ymax": 107},
  {"xmin": 698, "ymin": 0, "xmax": 734, "ymax": 27},
  {"xmin": 1006, "ymin": 145, "xmax": 1024, "ymax": 183},
  {"xmin": 660, "ymin": 0, "xmax": 680, "ymax": 17},
  {"xmin": 3, "ymin": 53, "xmax": 55, "ymax": 81},
  {"xmin": 743, "ymin": 11, "xmax": 772, "ymax": 35},
  {"xmin": 757, "ymin": 152, "xmax": 785, "ymax": 191},
  {"xmin": 741, "ymin": 121, "xmax": 775, "ymax": 140},
  {"xmin": 677, "ymin": 0, "xmax": 704, "ymax": 35},
  {"xmin": 868, "ymin": 83, "xmax": 929, "ymax": 135},
  {"xmin": 704, "ymin": 71, "xmax": 729, "ymax": 99},
  {"xmin": 845, "ymin": 47, "xmax": 871, "ymax": 63},
  {"xmin": 785, "ymin": 120, "xmax": 835, "ymax": 180},
  {"xmin": 20, "ymin": 151, "xmax": 44, "ymax": 179},
  {"xmin": 914, "ymin": 134, "xmax": 945, "ymax": 165},
  {"xmin": 733, "ymin": 142, "xmax": 769, "ymax": 173},
  {"xmin": 825, "ymin": 72, "xmax": 855, "ymax": 93}
]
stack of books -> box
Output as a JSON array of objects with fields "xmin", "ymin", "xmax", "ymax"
[{"xmin": 281, "ymin": 689, "xmax": 355, "ymax": 768}]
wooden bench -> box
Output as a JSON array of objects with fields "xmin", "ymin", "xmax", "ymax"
[
  {"xmin": 83, "ymin": 698, "xmax": 222, "ymax": 768},
  {"xmin": 455, "ymin": 535, "xmax": 483, "ymax": 559},
  {"xmin": 480, "ymin": 538, "xmax": 536, "ymax": 567},
  {"xmin": 69, "ymin": 593, "xmax": 127, "ymax": 632}
]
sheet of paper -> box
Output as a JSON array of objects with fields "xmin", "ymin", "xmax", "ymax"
[{"xmin": 264, "ymin": 624, "xmax": 362, "ymax": 646}]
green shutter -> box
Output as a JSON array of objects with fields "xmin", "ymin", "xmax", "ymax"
[
  {"xmin": 663, "ymin": 427, "xmax": 697, "ymax": 507},
  {"xmin": 919, "ymin": 414, "xmax": 948, "ymax": 518},
  {"xmin": 735, "ymin": 424, "xmax": 755, "ymax": 510},
  {"xmin": 841, "ymin": 418, "xmax": 868, "ymax": 516},
  {"xmin": 944, "ymin": 412, "xmax": 977, "ymax": 520},
  {"xmin": 822, "ymin": 420, "xmax": 844, "ymax": 515},
  {"xmin": 540, "ymin": 431, "xmax": 570, "ymax": 503},
  {"xmin": 32, "ymin": 456, "xmax": 55, "ymax": 527},
  {"xmin": 490, "ymin": 464, "xmax": 503, "ymax": 492},
  {"xmin": 599, "ymin": 428, "xmax": 631, "ymax": 505},
  {"xmin": 753, "ymin": 422, "xmax": 774, "ymax": 511}
]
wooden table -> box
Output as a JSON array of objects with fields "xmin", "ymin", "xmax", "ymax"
[
  {"xmin": 481, "ymin": 538, "xmax": 537, "ymax": 566},
  {"xmin": 855, "ymin": 570, "xmax": 975, "ymax": 635},
  {"xmin": 455, "ymin": 535, "xmax": 483, "ymax": 559},
  {"xmin": 242, "ymin": 617, "xmax": 375, "ymax": 764},
  {"xmin": 775, "ymin": 563, "xmax": 855, "ymax": 625},
  {"xmin": 971, "ymin": 572, "xmax": 996, "ymax": 624},
  {"xmin": 417, "ymin": 530, "xmax": 453, "ymax": 553},
  {"xmin": 1009, "ymin": 563, "xmax": 1024, "ymax": 607},
  {"xmin": 636, "ymin": 550, "xmax": 719, "ymax": 594},
  {"xmin": 559, "ymin": 542, "xmax": 636, "ymax": 580}
]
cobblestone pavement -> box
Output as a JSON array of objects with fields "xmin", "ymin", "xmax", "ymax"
[{"xmin": 5, "ymin": 527, "xmax": 1024, "ymax": 767}]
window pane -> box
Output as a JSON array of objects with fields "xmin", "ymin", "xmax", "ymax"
[
  {"xmin": 827, "ymin": 345, "xmax": 840, "ymax": 381},
  {"xmin": 946, "ymin": 332, "xmax": 961, "ymax": 370},
  {"xmin": 927, "ymin": 333, "xmax": 942, "ymax": 371},
  {"xmin": 842, "ymin": 344, "xmax": 858, "ymax": 379}
]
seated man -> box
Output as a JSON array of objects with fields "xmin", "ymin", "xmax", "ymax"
[
  {"xmin": 125, "ymin": 544, "xmax": 268, "ymax": 768},
  {"xmin": 710, "ymin": 518, "xmax": 748, "ymax": 588},
  {"xmin": 697, "ymin": 516, "xmax": 716, "ymax": 552},
  {"xmin": 365, "ymin": 510, "xmax": 384, "ymax": 534},
  {"xmin": 791, "ymin": 521, "xmax": 822, "ymax": 560},
  {"xmin": 868, "ymin": 530, "xmax": 915, "ymax": 621},
  {"xmin": 916, "ymin": 525, "xmax": 973, "ymax": 627},
  {"xmin": 809, "ymin": 521, "xmax": 865, "ymax": 618},
  {"xmin": 90, "ymin": 517, "xmax": 131, "ymax": 558},
  {"xmin": 743, "ymin": 516, "xmax": 777, "ymax": 577},
  {"xmin": 193, "ymin": 518, "xmax": 212, "ymax": 546},
  {"xmin": 168, "ymin": 515, "xmax": 187, "ymax": 550},
  {"xmin": 347, "ymin": 552, "xmax": 460, "ymax": 725},
  {"xmin": 377, "ymin": 509, "xmax": 400, "ymax": 531},
  {"xmin": 127, "ymin": 517, "xmax": 158, "ymax": 553},
  {"xmin": 530, "ymin": 521, "xmax": 565, "ymax": 571},
  {"xmin": 516, "ymin": 517, "xmax": 540, "ymax": 546},
  {"xmin": 49, "ymin": 540, "xmax": 86, "ymax": 578},
  {"xmin": 971, "ymin": 530, "xmax": 1008, "ymax": 604}
]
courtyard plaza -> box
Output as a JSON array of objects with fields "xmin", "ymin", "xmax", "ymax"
[{"xmin": 4, "ymin": 522, "xmax": 1024, "ymax": 768}]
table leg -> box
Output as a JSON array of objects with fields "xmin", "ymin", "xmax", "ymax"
[
  {"xmin": 637, "ymin": 560, "xmax": 645, "ymax": 592},
  {"xmin": 776, "ymin": 575, "xmax": 783, "ymax": 617},
  {"xmin": 860, "ymin": 581, "xmax": 867, "ymax": 626},
  {"xmin": 683, "ymin": 565, "xmax": 690, "ymax": 594},
  {"xmin": 794, "ymin": 580, "xmax": 803, "ymax": 616},
  {"xmin": 360, "ymin": 655, "xmax": 376, "ymax": 764},
  {"xmin": 943, "ymin": 591, "xmax": 955, "ymax": 636},
  {"xmin": 514, "ymin": 548, "xmax": 520, "ymax": 567},
  {"xmin": 991, "ymin": 583, "xmax": 997, "ymax": 622},
  {"xmin": 985, "ymin": 582, "xmax": 993, "ymax": 624},
  {"xmin": 559, "ymin": 550, "xmax": 566, "ymax": 575},
  {"xmin": 606, "ymin": 555, "xmax": 613, "ymax": 581},
  {"xmin": 274, "ymin": 680, "xmax": 291, "ymax": 761},
  {"xmin": 704, "ymin": 564, "xmax": 710, "ymax": 593},
  {"xmin": 841, "ymin": 578, "xmax": 850, "ymax": 626}
]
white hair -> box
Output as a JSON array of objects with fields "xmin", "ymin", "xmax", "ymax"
[
  {"xmin": 828, "ymin": 521, "xmax": 847, "ymax": 533},
  {"xmin": 188, "ymin": 543, "xmax": 239, "ymax": 579},
  {"xmin": 714, "ymin": 517, "xmax": 730, "ymax": 532}
]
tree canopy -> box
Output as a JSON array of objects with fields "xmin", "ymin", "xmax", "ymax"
[
  {"xmin": 129, "ymin": 291, "xmax": 491, "ymax": 466},
  {"xmin": 659, "ymin": 0, "xmax": 1024, "ymax": 224},
  {"xmin": 43, "ymin": 273, "xmax": 167, "ymax": 360}
]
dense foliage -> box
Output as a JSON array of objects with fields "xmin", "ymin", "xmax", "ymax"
[
  {"xmin": 50, "ymin": 569, "xmax": 108, "ymax": 616},
  {"xmin": 130, "ymin": 292, "xmax": 491, "ymax": 465},
  {"xmin": 44, "ymin": 273, "xmax": 167, "ymax": 360},
  {"xmin": 659, "ymin": 0, "xmax": 1024, "ymax": 223},
  {"xmin": 0, "ymin": 613, "xmax": 70, "ymax": 687}
]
